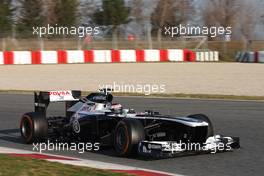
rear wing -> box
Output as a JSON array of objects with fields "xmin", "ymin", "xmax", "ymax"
[{"xmin": 34, "ymin": 90, "xmax": 81, "ymax": 114}]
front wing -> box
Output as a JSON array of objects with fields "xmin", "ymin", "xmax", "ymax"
[{"xmin": 138, "ymin": 135, "xmax": 240, "ymax": 158}]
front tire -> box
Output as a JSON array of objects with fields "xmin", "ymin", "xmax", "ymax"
[
  {"xmin": 114, "ymin": 119, "xmax": 145, "ymax": 156},
  {"xmin": 20, "ymin": 112, "xmax": 48, "ymax": 144}
]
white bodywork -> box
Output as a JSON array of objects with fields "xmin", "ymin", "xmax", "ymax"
[
  {"xmin": 67, "ymin": 100, "xmax": 208, "ymax": 127},
  {"xmin": 46, "ymin": 90, "xmax": 209, "ymax": 128}
]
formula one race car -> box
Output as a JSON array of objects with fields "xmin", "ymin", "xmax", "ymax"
[{"xmin": 20, "ymin": 89, "xmax": 240, "ymax": 158}]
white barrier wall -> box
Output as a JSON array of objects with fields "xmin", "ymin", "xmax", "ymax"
[
  {"xmin": 236, "ymin": 51, "xmax": 264, "ymax": 63},
  {"xmin": 0, "ymin": 52, "xmax": 3, "ymax": 65},
  {"xmin": 259, "ymin": 51, "xmax": 264, "ymax": 63},
  {"xmin": 120, "ymin": 50, "xmax": 136, "ymax": 62},
  {"xmin": 167, "ymin": 49, "xmax": 184, "ymax": 61},
  {"xmin": 93, "ymin": 50, "xmax": 111, "ymax": 63},
  {"xmin": 66, "ymin": 50, "xmax": 84, "ymax": 64},
  {"xmin": 13, "ymin": 51, "xmax": 32, "ymax": 64},
  {"xmin": 0, "ymin": 49, "xmax": 221, "ymax": 65},
  {"xmin": 214, "ymin": 51, "xmax": 219, "ymax": 62},
  {"xmin": 248, "ymin": 52, "xmax": 255, "ymax": 63},
  {"xmin": 144, "ymin": 50, "xmax": 160, "ymax": 62},
  {"xmin": 41, "ymin": 51, "xmax": 58, "ymax": 64},
  {"xmin": 196, "ymin": 51, "xmax": 219, "ymax": 62},
  {"xmin": 196, "ymin": 52, "xmax": 204, "ymax": 62}
]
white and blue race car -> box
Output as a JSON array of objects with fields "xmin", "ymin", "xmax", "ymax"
[{"xmin": 20, "ymin": 89, "xmax": 240, "ymax": 158}]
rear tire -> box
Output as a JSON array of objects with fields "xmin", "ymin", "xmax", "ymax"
[
  {"xmin": 20, "ymin": 112, "xmax": 48, "ymax": 144},
  {"xmin": 114, "ymin": 119, "xmax": 145, "ymax": 156},
  {"xmin": 188, "ymin": 114, "xmax": 214, "ymax": 138}
]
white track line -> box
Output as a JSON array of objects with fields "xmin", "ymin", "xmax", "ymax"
[{"xmin": 0, "ymin": 146, "xmax": 181, "ymax": 176}]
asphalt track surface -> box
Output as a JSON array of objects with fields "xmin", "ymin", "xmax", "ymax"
[{"xmin": 0, "ymin": 93, "xmax": 263, "ymax": 176}]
